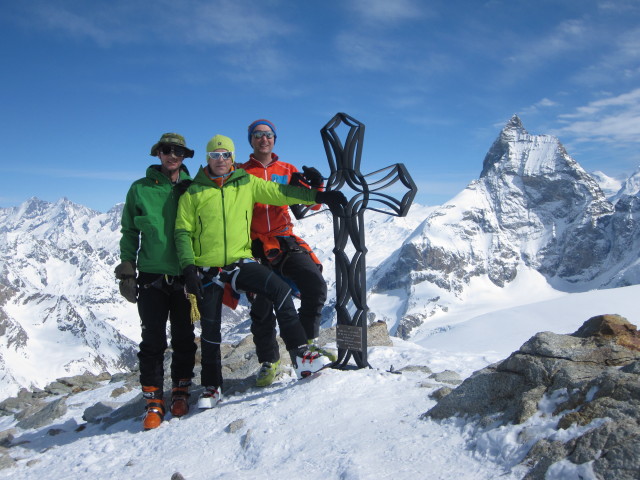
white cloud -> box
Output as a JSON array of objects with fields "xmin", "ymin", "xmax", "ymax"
[
  {"xmin": 18, "ymin": 0, "xmax": 300, "ymax": 84},
  {"xmin": 520, "ymin": 98, "xmax": 560, "ymax": 115},
  {"xmin": 537, "ymin": 98, "xmax": 558, "ymax": 108},
  {"xmin": 347, "ymin": 0, "xmax": 426, "ymax": 24},
  {"xmin": 598, "ymin": 0, "xmax": 640, "ymax": 13},
  {"xmin": 570, "ymin": 26, "xmax": 640, "ymax": 86},
  {"xmin": 187, "ymin": 1, "xmax": 295, "ymax": 46},
  {"xmin": 30, "ymin": 4, "xmax": 132, "ymax": 47},
  {"xmin": 19, "ymin": 0, "xmax": 293, "ymax": 49},
  {"xmin": 333, "ymin": 1, "xmax": 434, "ymax": 74},
  {"xmin": 506, "ymin": 19, "xmax": 590, "ymax": 68},
  {"xmin": 334, "ymin": 32, "xmax": 396, "ymax": 71},
  {"xmin": 555, "ymin": 88, "xmax": 640, "ymax": 144}
]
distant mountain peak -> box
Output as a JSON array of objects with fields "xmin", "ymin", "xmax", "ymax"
[
  {"xmin": 480, "ymin": 116, "xmax": 535, "ymax": 177},
  {"xmin": 611, "ymin": 165, "xmax": 640, "ymax": 203},
  {"xmin": 480, "ymin": 115, "xmax": 579, "ymax": 179},
  {"xmin": 498, "ymin": 114, "xmax": 529, "ymax": 145},
  {"xmin": 506, "ymin": 114, "xmax": 525, "ymax": 131}
]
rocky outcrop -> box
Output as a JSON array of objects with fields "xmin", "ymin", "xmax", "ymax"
[{"xmin": 423, "ymin": 314, "xmax": 640, "ymax": 480}]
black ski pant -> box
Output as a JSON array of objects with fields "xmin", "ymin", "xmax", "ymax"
[
  {"xmin": 198, "ymin": 261, "xmax": 308, "ymax": 387},
  {"xmin": 250, "ymin": 251, "xmax": 327, "ymax": 364},
  {"xmin": 137, "ymin": 272, "xmax": 196, "ymax": 390}
]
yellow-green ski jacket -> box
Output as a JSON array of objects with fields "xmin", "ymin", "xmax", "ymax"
[{"xmin": 175, "ymin": 166, "xmax": 318, "ymax": 269}]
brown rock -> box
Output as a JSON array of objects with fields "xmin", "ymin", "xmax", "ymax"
[
  {"xmin": 572, "ymin": 314, "xmax": 640, "ymax": 352},
  {"xmin": 368, "ymin": 321, "xmax": 393, "ymax": 347}
]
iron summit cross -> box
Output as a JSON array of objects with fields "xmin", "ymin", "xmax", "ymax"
[{"xmin": 319, "ymin": 112, "xmax": 417, "ymax": 369}]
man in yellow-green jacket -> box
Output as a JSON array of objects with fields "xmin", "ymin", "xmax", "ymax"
[{"xmin": 175, "ymin": 134, "xmax": 346, "ymax": 408}]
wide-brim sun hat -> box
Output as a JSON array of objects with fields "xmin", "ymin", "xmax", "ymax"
[{"xmin": 150, "ymin": 132, "xmax": 195, "ymax": 158}]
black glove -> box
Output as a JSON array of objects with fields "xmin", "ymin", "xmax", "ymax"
[
  {"xmin": 315, "ymin": 190, "xmax": 347, "ymax": 211},
  {"xmin": 183, "ymin": 265, "xmax": 203, "ymax": 300},
  {"xmin": 114, "ymin": 261, "xmax": 137, "ymax": 303},
  {"xmin": 301, "ymin": 166, "xmax": 324, "ymax": 188}
]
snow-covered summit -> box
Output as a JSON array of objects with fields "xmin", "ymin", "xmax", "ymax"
[
  {"xmin": 610, "ymin": 165, "xmax": 640, "ymax": 204},
  {"xmin": 591, "ymin": 170, "xmax": 623, "ymax": 200},
  {"xmin": 369, "ymin": 116, "xmax": 638, "ymax": 337}
]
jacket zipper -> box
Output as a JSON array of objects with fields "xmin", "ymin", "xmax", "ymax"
[
  {"xmin": 197, "ymin": 216, "xmax": 203, "ymax": 257},
  {"xmin": 245, "ymin": 210, "xmax": 250, "ymax": 245},
  {"xmin": 221, "ymin": 187, "xmax": 227, "ymax": 266},
  {"xmin": 263, "ymin": 166, "xmax": 272, "ymax": 232}
]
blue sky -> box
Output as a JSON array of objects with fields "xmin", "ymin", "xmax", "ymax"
[{"xmin": 2, "ymin": 0, "xmax": 640, "ymax": 212}]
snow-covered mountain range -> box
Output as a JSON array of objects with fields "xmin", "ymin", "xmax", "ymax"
[
  {"xmin": 1, "ymin": 115, "xmax": 638, "ymax": 400},
  {"xmin": 0, "ymin": 200, "xmax": 139, "ymax": 400}
]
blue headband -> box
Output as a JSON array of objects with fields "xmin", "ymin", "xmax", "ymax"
[{"xmin": 248, "ymin": 119, "xmax": 277, "ymax": 145}]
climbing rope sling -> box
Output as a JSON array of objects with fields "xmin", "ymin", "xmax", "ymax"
[{"xmin": 185, "ymin": 264, "xmax": 244, "ymax": 323}]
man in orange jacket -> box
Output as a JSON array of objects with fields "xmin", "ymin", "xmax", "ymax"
[{"xmin": 240, "ymin": 119, "xmax": 336, "ymax": 387}]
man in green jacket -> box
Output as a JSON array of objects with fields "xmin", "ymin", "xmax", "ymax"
[
  {"xmin": 175, "ymin": 134, "xmax": 346, "ymax": 408},
  {"xmin": 115, "ymin": 132, "xmax": 198, "ymax": 430}
]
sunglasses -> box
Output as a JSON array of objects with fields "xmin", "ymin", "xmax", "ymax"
[
  {"xmin": 160, "ymin": 145, "xmax": 189, "ymax": 157},
  {"xmin": 208, "ymin": 151, "xmax": 234, "ymax": 160},
  {"xmin": 251, "ymin": 131, "xmax": 275, "ymax": 140}
]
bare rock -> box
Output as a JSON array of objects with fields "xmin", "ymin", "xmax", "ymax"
[
  {"xmin": 0, "ymin": 448, "xmax": 16, "ymax": 470},
  {"xmin": 572, "ymin": 314, "xmax": 640, "ymax": 351},
  {"xmin": 16, "ymin": 397, "xmax": 67, "ymax": 430},
  {"xmin": 83, "ymin": 401, "xmax": 118, "ymax": 423},
  {"xmin": 423, "ymin": 315, "xmax": 640, "ymax": 480},
  {"xmin": 398, "ymin": 365, "xmax": 432, "ymax": 374},
  {"xmin": 429, "ymin": 370, "xmax": 462, "ymax": 385},
  {"xmin": 226, "ymin": 418, "xmax": 246, "ymax": 433},
  {"xmin": 429, "ymin": 387, "xmax": 452, "ymax": 401},
  {"xmin": 0, "ymin": 430, "xmax": 16, "ymax": 447},
  {"xmin": 368, "ymin": 321, "xmax": 393, "ymax": 346}
]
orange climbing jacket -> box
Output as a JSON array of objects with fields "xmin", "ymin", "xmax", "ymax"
[{"xmin": 239, "ymin": 154, "xmax": 322, "ymax": 268}]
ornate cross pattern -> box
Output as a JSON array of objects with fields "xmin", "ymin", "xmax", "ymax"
[{"xmin": 319, "ymin": 112, "xmax": 417, "ymax": 369}]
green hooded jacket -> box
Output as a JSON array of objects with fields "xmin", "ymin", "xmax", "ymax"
[
  {"xmin": 175, "ymin": 167, "xmax": 317, "ymax": 269},
  {"xmin": 119, "ymin": 165, "xmax": 191, "ymax": 275}
]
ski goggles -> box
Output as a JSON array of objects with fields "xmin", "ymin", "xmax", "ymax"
[
  {"xmin": 160, "ymin": 145, "xmax": 189, "ymax": 157},
  {"xmin": 251, "ymin": 131, "xmax": 275, "ymax": 140},
  {"xmin": 207, "ymin": 151, "xmax": 234, "ymax": 160}
]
